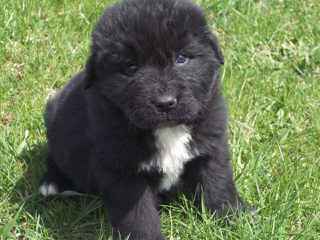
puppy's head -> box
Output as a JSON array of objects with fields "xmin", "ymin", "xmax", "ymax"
[{"xmin": 85, "ymin": 0, "xmax": 224, "ymax": 129}]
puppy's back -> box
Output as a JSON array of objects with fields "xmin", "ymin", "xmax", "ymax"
[
  {"xmin": 44, "ymin": 72, "xmax": 92, "ymax": 173},
  {"xmin": 44, "ymin": 89, "xmax": 62, "ymax": 130}
]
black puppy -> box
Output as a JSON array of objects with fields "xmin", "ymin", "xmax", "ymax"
[{"xmin": 40, "ymin": 0, "xmax": 244, "ymax": 239}]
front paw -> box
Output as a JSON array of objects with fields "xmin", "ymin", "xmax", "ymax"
[
  {"xmin": 211, "ymin": 200, "xmax": 255, "ymax": 218},
  {"xmin": 130, "ymin": 234, "xmax": 165, "ymax": 240},
  {"xmin": 113, "ymin": 231, "xmax": 165, "ymax": 240},
  {"xmin": 156, "ymin": 235, "xmax": 166, "ymax": 240}
]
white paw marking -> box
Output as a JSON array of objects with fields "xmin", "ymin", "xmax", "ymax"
[
  {"xmin": 60, "ymin": 190, "xmax": 82, "ymax": 196},
  {"xmin": 140, "ymin": 125, "xmax": 197, "ymax": 191},
  {"xmin": 39, "ymin": 182, "xmax": 82, "ymax": 197},
  {"xmin": 39, "ymin": 182, "xmax": 59, "ymax": 197}
]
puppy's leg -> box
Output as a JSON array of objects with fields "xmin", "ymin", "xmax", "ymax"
[
  {"xmin": 183, "ymin": 151, "xmax": 244, "ymax": 216},
  {"xmin": 198, "ymin": 157, "xmax": 244, "ymax": 216},
  {"xmin": 39, "ymin": 155, "xmax": 81, "ymax": 197},
  {"xmin": 103, "ymin": 176, "xmax": 164, "ymax": 240}
]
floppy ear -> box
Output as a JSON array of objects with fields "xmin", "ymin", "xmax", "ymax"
[
  {"xmin": 83, "ymin": 53, "xmax": 97, "ymax": 90},
  {"xmin": 207, "ymin": 32, "xmax": 224, "ymax": 65}
]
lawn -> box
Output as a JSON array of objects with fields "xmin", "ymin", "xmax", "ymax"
[{"xmin": 0, "ymin": 0, "xmax": 319, "ymax": 239}]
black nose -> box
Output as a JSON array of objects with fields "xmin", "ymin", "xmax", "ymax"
[{"xmin": 154, "ymin": 95, "xmax": 177, "ymax": 112}]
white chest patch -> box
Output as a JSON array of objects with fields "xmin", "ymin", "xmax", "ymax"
[{"xmin": 140, "ymin": 125, "xmax": 195, "ymax": 191}]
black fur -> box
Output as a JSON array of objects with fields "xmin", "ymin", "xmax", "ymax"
[{"xmin": 42, "ymin": 0, "xmax": 244, "ymax": 239}]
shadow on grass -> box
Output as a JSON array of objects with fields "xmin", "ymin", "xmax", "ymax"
[
  {"xmin": 10, "ymin": 143, "xmax": 246, "ymax": 240},
  {"xmin": 11, "ymin": 142, "xmax": 112, "ymax": 240}
]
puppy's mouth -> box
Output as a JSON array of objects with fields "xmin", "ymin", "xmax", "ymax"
[
  {"xmin": 155, "ymin": 120, "xmax": 181, "ymax": 129},
  {"xmin": 135, "ymin": 120, "xmax": 183, "ymax": 130},
  {"xmin": 123, "ymin": 98, "xmax": 202, "ymax": 129},
  {"xmin": 129, "ymin": 111, "xmax": 197, "ymax": 130}
]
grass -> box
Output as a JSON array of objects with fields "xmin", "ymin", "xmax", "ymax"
[{"xmin": 0, "ymin": 0, "xmax": 319, "ymax": 239}]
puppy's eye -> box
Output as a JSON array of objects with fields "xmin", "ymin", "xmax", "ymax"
[
  {"xmin": 124, "ymin": 64, "xmax": 138, "ymax": 76},
  {"xmin": 175, "ymin": 54, "xmax": 189, "ymax": 65}
]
